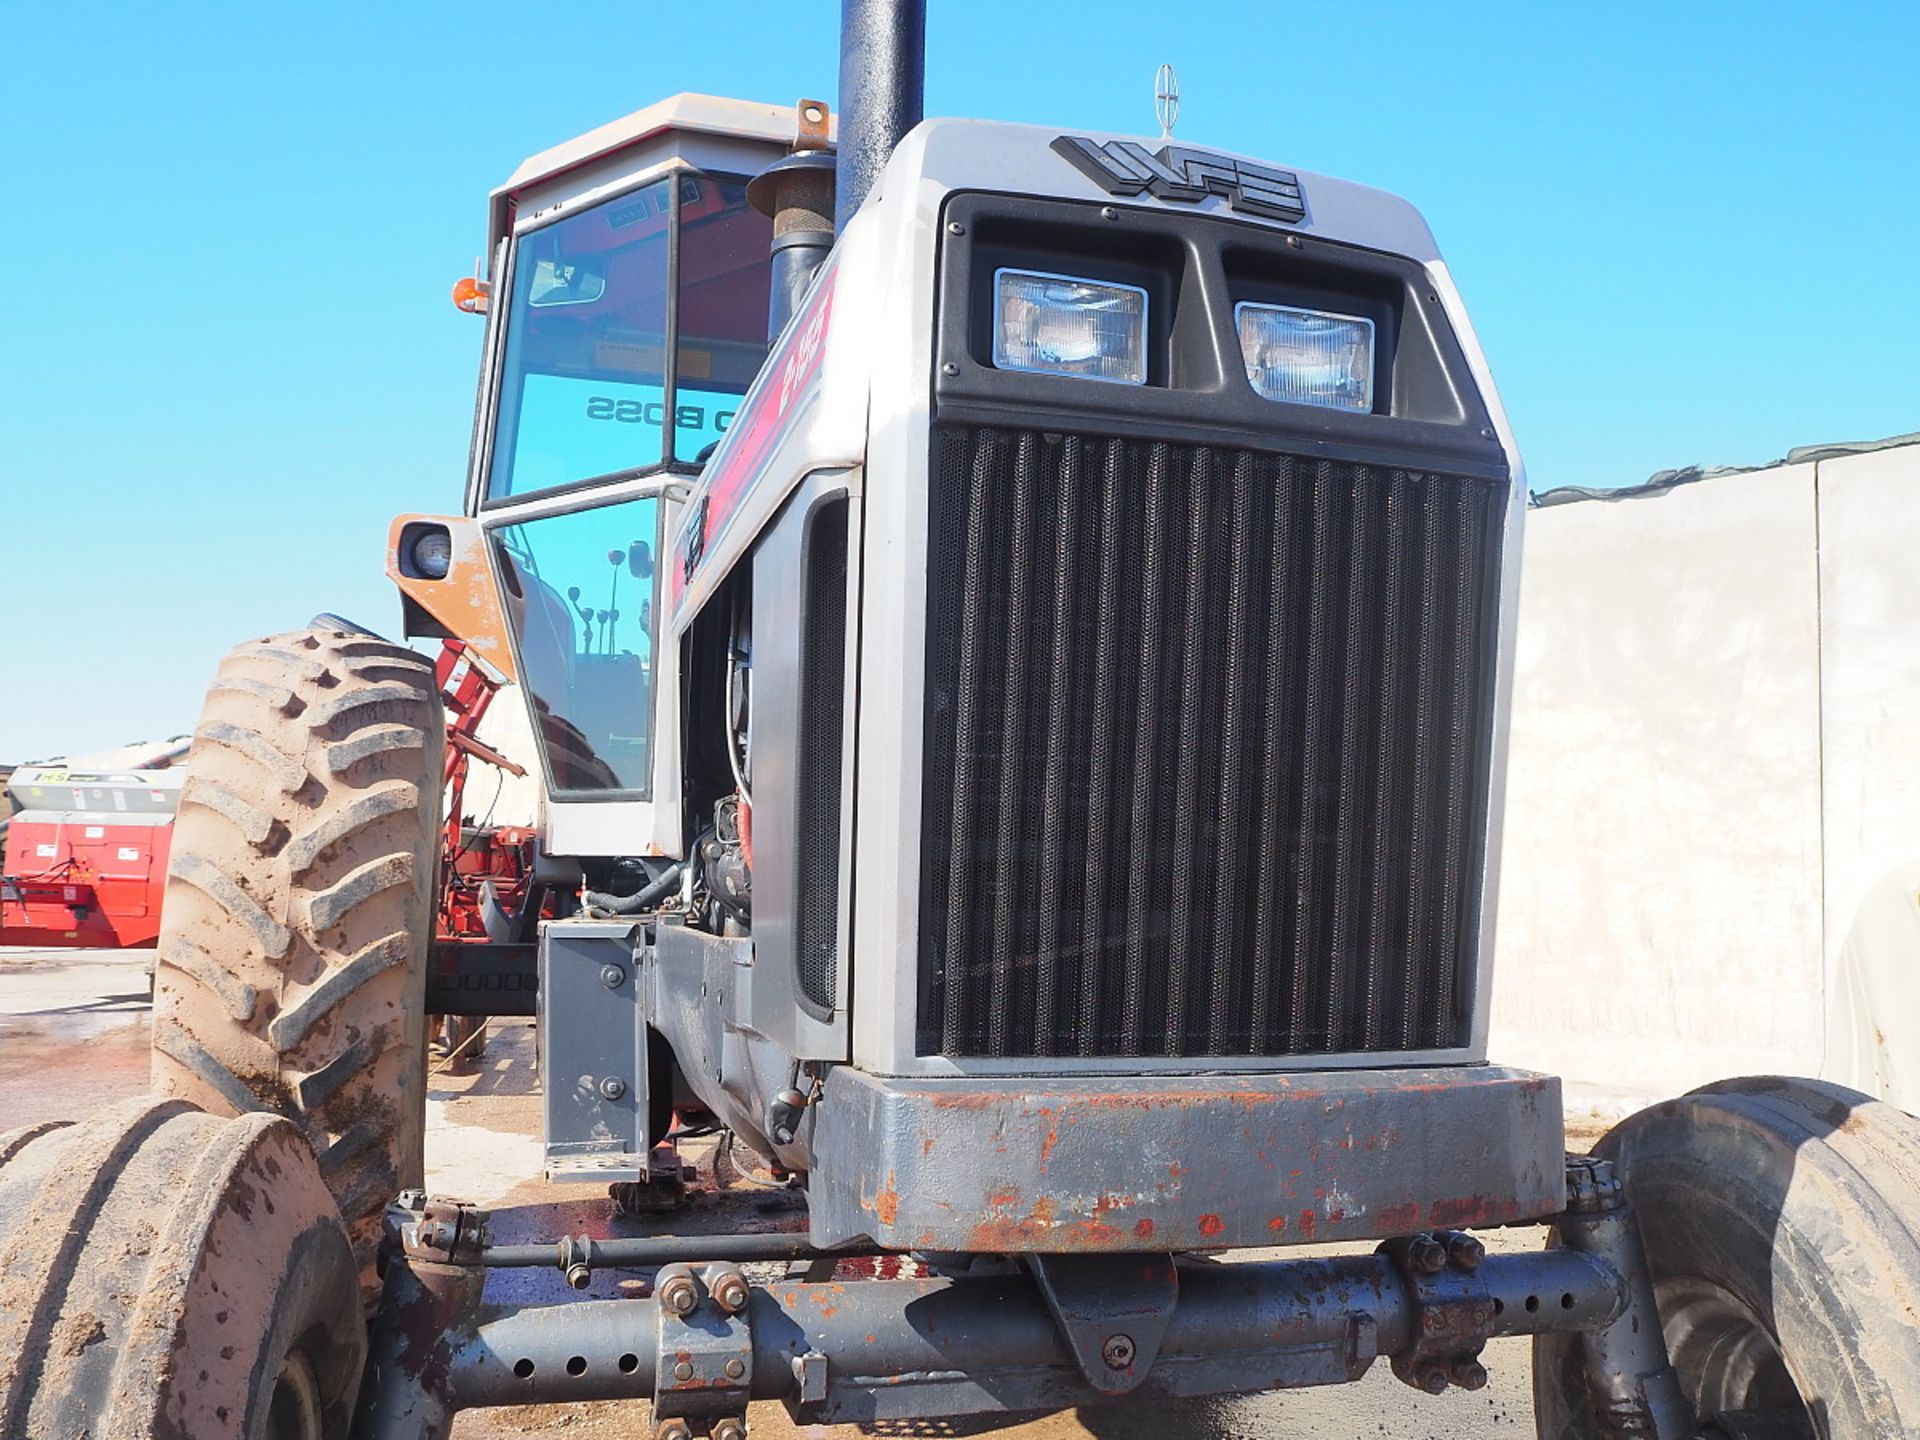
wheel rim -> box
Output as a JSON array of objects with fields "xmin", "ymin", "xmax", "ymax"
[
  {"xmin": 265, "ymin": 1349, "xmax": 325, "ymax": 1440},
  {"xmin": 1658, "ymin": 1275, "xmax": 1816, "ymax": 1435}
]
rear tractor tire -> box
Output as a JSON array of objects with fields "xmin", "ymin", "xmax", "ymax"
[
  {"xmin": 0, "ymin": 1097, "xmax": 365, "ymax": 1440},
  {"xmin": 1534, "ymin": 1076, "xmax": 1920, "ymax": 1439},
  {"xmin": 150, "ymin": 626, "xmax": 444, "ymax": 1295}
]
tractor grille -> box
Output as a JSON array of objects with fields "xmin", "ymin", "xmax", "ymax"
[
  {"xmin": 917, "ymin": 426, "xmax": 1508, "ymax": 1058},
  {"xmin": 795, "ymin": 499, "xmax": 849, "ymax": 1010}
]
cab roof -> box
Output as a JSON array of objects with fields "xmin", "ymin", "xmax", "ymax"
[{"xmin": 488, "ymin": 93, "xmax": 834, "ymax": 252}]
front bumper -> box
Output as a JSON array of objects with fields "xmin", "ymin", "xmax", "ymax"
[{"xmin": 808, "ymin": 1064, "xmax": 1563, "ymax": 1252}]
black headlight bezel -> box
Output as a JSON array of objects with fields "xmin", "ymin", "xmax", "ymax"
[{"xmin": 932, "ymin": 190, "xmax": 1508, "ymax": 483}]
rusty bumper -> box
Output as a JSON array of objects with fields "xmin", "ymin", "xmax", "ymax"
[{"xmin": 807, "ymin": 1065, "xmax": 1564, "ymax": 1252}]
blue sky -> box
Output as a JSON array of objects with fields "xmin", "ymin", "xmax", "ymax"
[{"xmin": 3, "ymin": 2, "xmax": 1915, "ymax": 761}]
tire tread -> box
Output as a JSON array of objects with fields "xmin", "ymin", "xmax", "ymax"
[{"xmin": 151, "ymin": 627, "xmax": 442, "ymax": 1287}]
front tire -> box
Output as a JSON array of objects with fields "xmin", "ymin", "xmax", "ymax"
[
  {"xmin": 0, "ymin": 1098, "xmax": 365, "ymax": 1440},
  {"xmin": 150, "ymin": 626, "xmax": 443, "ymax": 1293},
  {"xmin": 1534, "ymin": 1076, "xmax": 1920, "ymax": 1438}
]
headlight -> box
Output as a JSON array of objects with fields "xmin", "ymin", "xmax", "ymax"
[
  {"xmin": 409, "ymin": 527, "xmax": 453, "ymax": 580},
  {"xmin": 1235, "ymin": 302, "xmax": 1375, "ymax": 412},
  {"xmin": 992, "ymin": 268, "xmax": 1148, "ymax": 385}
]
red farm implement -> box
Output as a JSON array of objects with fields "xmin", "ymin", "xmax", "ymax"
[
  {"xmin": 426, "ymin": 639, "xmax": 550, "ymax": 1051},
  {"xmin": 0, "ymin": 756, "xmax": 184, "ymax": 948},
  {"xmin": 0, "ymin": 641, "xmax": 539, "ymax": 974}
]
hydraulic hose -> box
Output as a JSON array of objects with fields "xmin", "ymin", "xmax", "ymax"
[{"xmin": 582, "ymin": 863, "xmax": 684, "ymax": 917}]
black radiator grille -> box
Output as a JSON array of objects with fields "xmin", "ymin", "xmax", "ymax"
[
  {"xmin": 796, "ymin": 499, "xmax": 848, "ymax": 1010},
  {"xmin": 917, "ymin": 426, "xmax": 1508, "ymax": 1059}
]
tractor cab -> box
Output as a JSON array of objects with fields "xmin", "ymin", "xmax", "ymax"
[{"xmin": 391, "ymin": 95, "xmax": 825, "ymax": 856}]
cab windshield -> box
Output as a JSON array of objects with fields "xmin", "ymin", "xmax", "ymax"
[{"xmin": 488, "ymin": 173, "xmax": 773, "ymax": 501}]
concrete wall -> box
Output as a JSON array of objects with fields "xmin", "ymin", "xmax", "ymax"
[
  {"xmin": 1815, "ymin": 449, "xmax": 1920, "ymax": 992},
  {"xmin": 1488, "ymin": 444, "xmax": 1920, "ymax": 1115}
]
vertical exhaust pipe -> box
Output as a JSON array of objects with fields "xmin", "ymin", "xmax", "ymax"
[
  {"xmin": 835, "ymin": 0, "xmax": 926, "ymax": 232},
  {"xmin": 747, "ymin": 99, "xmax": 836, "ymax": 341},
  {"xmin": 749, "ymin": 0, "xmax": 924, "ymax": 341}
]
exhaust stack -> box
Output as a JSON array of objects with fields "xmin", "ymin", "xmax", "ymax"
[
  {"xmin": 834, "ymin": 0, "xmax": 926, "ymax": 231},
  {"xmin": 747, "ymin": 100, "xmax": 837, "ymax": 341}
]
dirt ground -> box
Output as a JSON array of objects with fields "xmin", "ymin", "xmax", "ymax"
[{"xmin": 0, "ymin": 945, "xmax": 1596, "ymax": 1439}]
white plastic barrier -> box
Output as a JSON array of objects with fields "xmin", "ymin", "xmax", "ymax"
[{"xmin": 1489, "ymin": 444, "xmax": 1920, "ymax": 1116}]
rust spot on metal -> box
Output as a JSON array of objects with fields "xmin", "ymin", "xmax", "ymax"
[
  {"xmin": 1039, "ymin": 1111, "xmax": 1061, "ymax": 1165},
  {"xmin": 1376, "ymin": 1202, "xmax": 1421, "ymax": 1233},
  {"xmin": 874, "ymin": 1171, "xmax": 900, "ymax": 1227},
  {"xmin": 1266, "ymin": 1216, "xmax": 1288, "ymax": 1232},
  {"xmin": 1133, "ymin": 1218, "xmax": 1155, "ymax": 1239},
  {"xmin": 1197, "ymin": 1213, "xmax": 1225, "ymax": 1237},
  {"xmin": 1298, "ymin": 1209, "xmax": 1317, "ymax": 1240},
  {"xmin": 966, "ymin": 1217, "xmax": 1035, "ymax": 1250}
]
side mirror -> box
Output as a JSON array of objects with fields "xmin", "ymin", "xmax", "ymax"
[
  {"xmin": 527, "ymin": 256, "xmax": 606, "ymax": 308},
  {"xmin": 628, "ymin": 540, "xmax": 654, "ymax": 580}
]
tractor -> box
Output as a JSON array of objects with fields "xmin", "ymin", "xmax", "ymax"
[{"xmin": 5, "ymin": 3, "xmax": 1919, "ymax": 1438}]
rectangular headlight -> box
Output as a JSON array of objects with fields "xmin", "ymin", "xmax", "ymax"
[
  {"xmin": 1236, "ymin": 302, "xmax": 1375, "ymax": 412},
  {"xmin": 993, "ymin": 268, "xmax": 1148, "ymax": 385}
]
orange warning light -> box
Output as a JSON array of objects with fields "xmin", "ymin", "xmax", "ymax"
[{"xmin": 452, "ymin": 276, "xmax": 491, "ymax": 314}]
